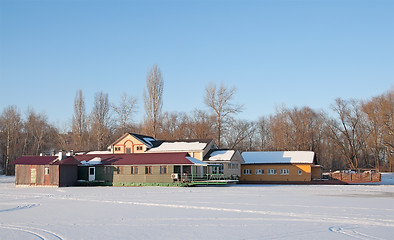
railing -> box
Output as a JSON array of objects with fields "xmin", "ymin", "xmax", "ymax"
[{"xmin": 176, "ymin": 174, "xmax": 237, "ymax": 183}]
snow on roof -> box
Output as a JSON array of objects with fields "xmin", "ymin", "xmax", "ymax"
[
  {"xmin": 143, "ymin": 137, "xmax": 156, "ymax": 147},
  {"xmin": 186, "ymin": 157, "xmax": 209, "ymax": 166},
  {"xmin": 86, "ymin": 151, "xmax": 112, "ymax": 155},
  {"xmin": 81, "ymin": 157, "xmax": 102, "ymax": 165},
  {"xmin": 207, "ymin": 150, "xmax": 235, "ymax": 161},
  {"xmin": 148, "ymin": 142, "xmax": 208, "ymax": 152},
  {"xmin": 242, "ymin": 151, "xmax": 315, "ymax": 164}
]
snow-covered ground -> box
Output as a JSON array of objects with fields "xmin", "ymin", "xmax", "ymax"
[{"xmin": 1, "ymin": 174, "xmax": 394, "ymax": 240}]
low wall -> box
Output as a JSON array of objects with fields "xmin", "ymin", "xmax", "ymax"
[{"xmin": 328, "ymin": 172, "xmax": 381, "ymax": 183}]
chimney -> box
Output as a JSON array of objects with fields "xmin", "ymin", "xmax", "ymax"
[
  {"xmin": 58, "ymin": 150, "xmax": 66, "ymax": 160},
  {"xmin": 69, "ymin": 150, "xmax": 74, "ymax": 156}
]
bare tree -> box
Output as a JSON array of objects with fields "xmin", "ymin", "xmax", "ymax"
[
  {"xmin": 257, "ymin": 116, "xmax": 273, "ymax": 151},
  {"xmin": 72, "ymin": 90, "xmax": 88, "ymax": 151},
  {"xmin": 189, "ymin": 109, "xmax": 215, "ymax": 139},
  {"xmin": 324, "ymin": 99, "xmax": 369, "ymax": 169},
  {"xmin": 90, "ymin": 92, "xmax": 112, "ymax": 150},
  {"xmin": 363, "ymin": 88, "xmax": 394, "ymax": 171},
  {"xmin": 0, "ymin": 106, "xmax": 22, "ymax": 175},
  {"xmin": 144, "ymin": 64, "xmax": 163, "ymax": 138},
  {"xmin": 112, "ymin": 93, "xmax": 137, "ymax": 135},
  {"xmin": 224, "ymin": 119, "xmax": 255, "ymax": 150},
  {"xmin": 204, "ymin": 82, "xmax": 243, "ymax": 148},
  {"xmin": 23, "ymin": 109, "xmax": 56, "ymax": 156}
]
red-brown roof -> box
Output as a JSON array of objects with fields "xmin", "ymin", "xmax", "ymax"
[
  {"xmin": 74, "ymin": 152, "xmax": 197, "ymax": 165},
  {"xmin": 13, "ymin": 152, "xmax": 205, "ymax": 166},
  {"xmin": 13, "ymin": 156, "xmax": 80, "ymax": 165}
]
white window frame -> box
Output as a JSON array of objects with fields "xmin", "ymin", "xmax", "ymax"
[
  {"xmin": 280, "ymin": 169, "xmax": 289, "ymax": 175},
  {"xmin": 268, "ymin": 169, "xmax": 277, "ymax": 175},
  {"xmin": 255, "ymin": 169, "xmax": 264, "ymax": 175},
  {"xmin": 298, "ymin": 169, "xmax": 303, "ymax": 175},
  {"xmin": 243, "ymin": 169, "xmax": 252, "ymax": 175}
]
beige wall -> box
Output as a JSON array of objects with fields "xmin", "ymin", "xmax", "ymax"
[
  {"xmin": 240, "ymin": 164, "xmax": 312, "ymax": 182},
  {"xmin": 113, "ymin": 134, "xmax": 147, "ymax": 154},
  {"xmin": 112, "ymin": 165, "xmax": 174, "ymax": 183}
]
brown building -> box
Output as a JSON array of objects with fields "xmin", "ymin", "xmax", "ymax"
[
  {"xmin": 13, "ymin": 153, "xmax": 79, "ymax": 187},
  {"xmin": 240, "ymin": 151, "xmax": 322, "ymax": 183}
]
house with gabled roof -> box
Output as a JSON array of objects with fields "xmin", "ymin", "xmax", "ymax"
[
  {"xmin": 107, "ymin": 133, "xmax": 162, "ymax": 154},
  {"xmin": 240, "ymin": 151, "xmax": 322, "ymax": 183},
  {"xmin": 204, "ymin": 150, "xmax": 244, "ymax": 178}
]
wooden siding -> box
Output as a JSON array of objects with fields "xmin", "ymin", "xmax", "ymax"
[
  {"xmin": 240, "ymin": 164, "xmax": 312, "ymax": 182},
  {"xmin": 58, "ymin": 165, "xmax": 78, "ymax": 186},
  {"xmin": 311, "ymin": 165, "xmax": 322, "ymax": 179}
]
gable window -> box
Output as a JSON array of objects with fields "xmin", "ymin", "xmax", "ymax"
[
  {"xmin": 160, "ymin": 166, "xmax": 167, "ymax": 174},
  {"xmin": 243, "ymin": 169, "xmax": 251, "ymax": 175},
  {"xmin": 255, "ymin": 169, "xmax": 264, "ymax": 175},
  {"xmin": 145, "ymin": 166, "xmax": 152, "ymax": 174},
  {"xmin": 280, "ymin": 169, "xmax": 289, "ymax": 175},
  {"xmin": 268, "ymin": 169, "xmax": 277, "ymax": 175},
  {"xmin": 298, "ymin": 170, "xmax": 303, "ymax": 175}
]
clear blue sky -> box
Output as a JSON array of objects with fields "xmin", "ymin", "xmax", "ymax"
[{"xmin": 1, "ymin": 0, "xmax": 393, "ymax": 128}]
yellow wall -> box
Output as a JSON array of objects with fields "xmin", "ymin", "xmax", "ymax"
[
  {"xmin": 113, "ymin": 134, "xmax": 147, "ymax": 153},
  {"xmin": 240, "ymin": 164, "xmax": 312, "ymax": 182}
]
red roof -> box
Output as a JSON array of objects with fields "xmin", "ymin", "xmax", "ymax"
[
  {"xmin": 13, "ymin": 152, "xmax": 201, "ymax": 166},
  {"xmin": 75, "ymin": 152, "xmax": 195, "ymax": 165},
  {"xmin": 13, "ymin": 156, "xmax": 80, "ymax": 165}
]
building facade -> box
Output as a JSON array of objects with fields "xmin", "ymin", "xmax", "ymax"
[{"xmin": 240, "ymin": 151, "xmax": 322, "ymax": 183}]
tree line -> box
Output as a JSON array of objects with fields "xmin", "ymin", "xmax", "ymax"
[{"xmin": 1, "ymin": 65, "xmax": 393, "ymax": 175}]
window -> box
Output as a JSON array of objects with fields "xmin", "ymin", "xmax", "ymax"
[
  {"xmin": 44, "ymin": 166, "xmax": 50, "ymax": 175},
  {"xmin": 145, "ymin": 166, "xmax": 152, "ymax": 174},
  {"xmin": 212, "ymin": 164, "xmax": 224, "ymax": 174},
  {"xmin": 136, "ymin": 146, "xmax": 143, "ymax": 151},
  {"xmin": 298, "ymin": 170, "xmax": 303, "ymax": 175},
  {"xmin": 268, "ymin": 169, "xmax": 277, "ymax": 175},
  {"xmin": 280, "ymin": 169, "xmax": 289, "ymax": 175},
  {"xmin": 114, "ymin": 147, "xmax": 121, "ymax": 151},
  {"xmin": 243, "ymin": 169, "xmax": 251, "ymax": 175},
  {"xmin": 255, "ymin": 169, "xmax": 264, "ymax": 175},
  {"xmin": 131, "ymin": 166, "xmax": 139, "ymax": 174},
  {"xmin": 160, "ymin": 166, "xmax": 167, "ymax": 174},
  {"xmin": 228, "ymin": 163, "xmax": 232, "ymax": 169},
  {"xmin": 125, "ymin": 148, "xmax": 131, "ymax": 153}
]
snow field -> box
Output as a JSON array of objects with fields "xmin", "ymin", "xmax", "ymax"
[{"xmin": 0, "ymin": 175, "xmax": 394, "ymax": 239}]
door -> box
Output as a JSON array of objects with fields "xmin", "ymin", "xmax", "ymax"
[
  {"xmin": 44, "ymin": 166, "xmax": 50, "ymax": 185},
  {"xmin": 89, "ymin": 167, "xmax": 95, "ymax": 181},
  {"xmin": 30, "ymin": 168, "xmax": 37, "ymax": 185}
]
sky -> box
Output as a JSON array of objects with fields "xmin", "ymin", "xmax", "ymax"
[{"xmin": 0, "ymin": 0, "xmax": 393, "ymax": 128}]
